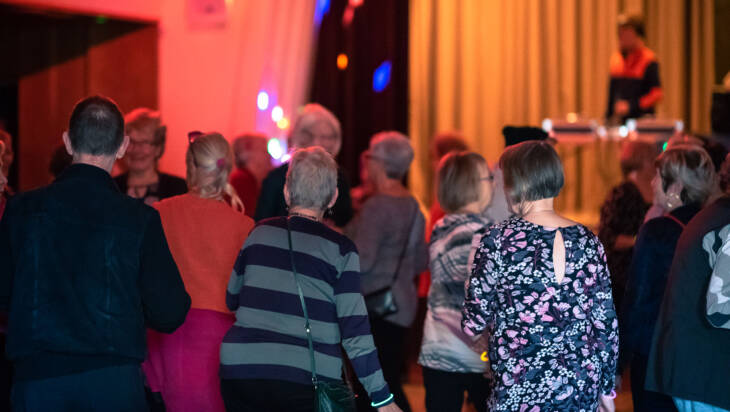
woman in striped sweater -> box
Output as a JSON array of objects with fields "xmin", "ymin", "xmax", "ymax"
[
  {"xmin": 220, "ymin": 147, "xmax": 400, "ymax": 412},
  {"xmin": 418, "ymin": 151, "xmax": 494, "ymax": 412}
]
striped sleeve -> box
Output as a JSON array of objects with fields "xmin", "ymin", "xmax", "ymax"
[
  {"xmin": 334, "ymin": 250, "xmax": 391, "ymax": 405},
  {"xmin": 226, "ymin": 235, "xmax": 253, "ymax": 311}
]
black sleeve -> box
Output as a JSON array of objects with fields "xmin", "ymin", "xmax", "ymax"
[
  {"xmin": 620, "ymin": 223, "xmax": 657, "ymax": 356},
  {"xmin": 332, "ymin": 169, "xmax": 354, "ymax": 227},
  {"xmin": 644, "ymin": 61, "xmax": 661, "ymax": 90},
  {"xmin": 606, "ymin": 77, "xmax": 617, "ymax": 119},
  {"xmin": 139, "ymin": 210, "xmax": 191, "ymax": 333},
  {"xmin": 254, "ymin": 171, "xmax": 282, "ymax": 222},
  {"xmin": 0, "ymin": 202, "xmax": 14, "ymax": 311}
]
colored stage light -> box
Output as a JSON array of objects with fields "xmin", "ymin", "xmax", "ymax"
[
  {"xmin": 372, "ymin": 60, "xmax": 392, "ymax": 93},
  {"xmin": 314, "ymin": 0, "xmax": 331, "ymax": 26},
  {"xmin": 277, "ymin": 117, "xmax": 290, "ymax": 130},
  {"xmin": 257, "ymin": 91, "xmax": 269, "ymax": 111},
  {"xmin": 271, "ymin": 106, "xmax": 283, "ymax": 122},
  {"xmin": 267, "ymin": 138, "xmax": 284, "ymax": 160},
  {"xmin": 337, "ymin": 54, "xmax": 349, "ymax": 70},
  {"xmin": 662, "ymin": 141, "xmax": 668, "ymax": 151}
]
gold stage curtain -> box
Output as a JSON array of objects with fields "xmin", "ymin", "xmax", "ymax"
[{"xmin": 409, "ymin": 0, "xmax": 715, "ymax": 225}]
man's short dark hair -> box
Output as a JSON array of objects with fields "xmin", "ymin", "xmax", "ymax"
[
  {"xmin": 68, "ymin": 96, "xmax": 125, "ymax": 156},
  {"xmin": 618, "ymin": 14, "xmax": 645, "ymax": 38},
  {"xmin": 500, "ymin": 141, "xmax": 564, "ymax": 207}
]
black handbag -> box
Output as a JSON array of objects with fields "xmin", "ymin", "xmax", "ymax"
[
  {"xmin": 364, "ymin": 203, "xmax": 419, "ymax": 318},
  {"xmin": 286, "ymin": 219, "xmax": 356, "ymax": 412}
]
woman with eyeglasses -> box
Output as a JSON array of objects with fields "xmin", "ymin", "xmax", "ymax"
[
  {"xmin": 143, "ymin": 133, "xmax": 254, "ymax": 412},
  {"xmin": 114, "ymin": 108, "xmax": 187, "ymax": 205},
  {"xmin": 418, "ymin": 151, "xmax": 494, "ymax": 412},
  {"xmin": 345, "ymin": 132, "xmax": 428, "ymax": 412}
]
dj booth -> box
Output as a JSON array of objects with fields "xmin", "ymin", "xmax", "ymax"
[{"xmin": 543, "ymin": 117, "xmax": 684, "ymax": 228}]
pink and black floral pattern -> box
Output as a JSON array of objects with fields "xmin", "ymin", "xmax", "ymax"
[{"xmin": 462, "ymin": 217, "xmax": 618, "ymax": 411}]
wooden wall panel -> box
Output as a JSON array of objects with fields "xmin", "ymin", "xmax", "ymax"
[{"xmin": 10, "ymin": 15, "xmax": 158, "ymax": 191}]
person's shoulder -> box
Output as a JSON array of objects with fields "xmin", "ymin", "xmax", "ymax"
[
  {"xmin": 609, "ymin": 51, "xmax": 624, "ymax": 74},
  {"xmin": 2, "ymin": 185, "xmax": 50, "ymax": 215},
  {"xmin": 641, "ymin": 46, "xmax": 658, "ymax": 63},
  {"xmin": 112, "ymin": 172, "xmax": 127, "ymax": 186}
]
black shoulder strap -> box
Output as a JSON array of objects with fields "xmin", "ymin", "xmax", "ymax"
[{"xmin": 286, "ymin": 218, "xmax": 319, "ymax": 388}]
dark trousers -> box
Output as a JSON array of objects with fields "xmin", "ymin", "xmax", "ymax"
[
  {"xmin": 11, "ymin": 364, "xmax": 147, "ymax": 412},
  {"xmin": 631, "ymin": 354, "xmax": 678, "ymax": 412},
  {"xmin": 220, "ymin": 379, "xmax": 315, "ymax": 412},
  {"xmin": 422, "ymin": 367, "xmax": 491, "ymax": 412},
  {"xmin": 369, "ymin": 318, "xmax": 411, "ymax": 412}
]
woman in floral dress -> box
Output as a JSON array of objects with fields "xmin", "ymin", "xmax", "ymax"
[{"xmin": 462, "ymin": 141, "xmax": 619, "ymax": 412}]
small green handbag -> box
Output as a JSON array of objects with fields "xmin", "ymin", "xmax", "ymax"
[{"xmin": 286, "ymin": 218, "xmax": 356, "ymax": 412}]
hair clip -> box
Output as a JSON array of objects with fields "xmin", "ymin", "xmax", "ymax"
[
  {"xmin": 216, "ymin": 158, "xmax": 226, "ymax": 169},
  {"xmin": 188, "ymin": 131, "xmax": 204, "ymax": 143}
]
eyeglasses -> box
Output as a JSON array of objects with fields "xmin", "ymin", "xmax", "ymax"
[{"xmin": 128, "ymin": 139, "xmax": 157, "ymax": 148}]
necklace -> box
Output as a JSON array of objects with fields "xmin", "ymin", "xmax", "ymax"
[{"xmin": 289, "ymin": 211, "xmax": 320, "ymax": 222}]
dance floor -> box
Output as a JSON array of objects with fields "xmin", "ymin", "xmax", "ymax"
[{"xmin": 402, "ymin": 365, "xmax": 634, "ymax": 412}]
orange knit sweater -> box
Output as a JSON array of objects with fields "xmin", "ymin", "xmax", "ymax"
[{"xmin": 154, "ymin": 193, "xmax": 254, "ymax": 313}]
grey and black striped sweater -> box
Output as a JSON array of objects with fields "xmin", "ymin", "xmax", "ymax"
[{"xmin": 220, "ymin": 216, "xmax": 391, "ymax": 405}]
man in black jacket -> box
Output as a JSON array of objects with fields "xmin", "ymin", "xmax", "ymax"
[{"xmin": 0, "ymin": 96, "xmax": 191, "ymax": 411}]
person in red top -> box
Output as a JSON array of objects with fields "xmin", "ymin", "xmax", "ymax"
[
  {"xmin": 229, "ymin": 133, "xmax": 272, "ymax": 217},
  {"xmin": 143, "ymin": 132, "xmax": 255, "ymax": 412},
  {"xmin": 606, "ymin": 15, "xmax": 663, "ymax": 124}
]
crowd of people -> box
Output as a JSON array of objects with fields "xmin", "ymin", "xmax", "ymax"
[{"xmin": 0, "ymin": 94, "xmax": 729, "ymax": 412}]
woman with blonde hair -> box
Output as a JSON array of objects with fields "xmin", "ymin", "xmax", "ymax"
[
  {"xmin": 143, "ymin": 132, "xmax": 254, "ymax": 412},
  {"xmin": 622, "ymin": 145, "xmax": 717, "ymax": 412}
]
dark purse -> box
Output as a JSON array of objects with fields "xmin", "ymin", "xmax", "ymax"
[
  {"xmin": 363, "ymin": 203, "xmax": 419, "ymax": 318},
  {"xmin": 286, "ymin": 219, "xmax": 356, "ymax": 412}
]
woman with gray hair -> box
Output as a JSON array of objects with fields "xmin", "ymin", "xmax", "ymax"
[
  {"xmin": 254, "ymin": 104, "xmax": 354, "ymax": 227},
  {"xmin": 621, "ymin": 144, "xmax": 717, "ymax": 412},
  {"xmin": 462, "ymin": 141, "xmax": 618, "ymax": 412},
  {"xmin": 346, "ymin": 132, "xmax": 428, "ymax": 412},
  {"xmin": 221, "ymin": 147, "xmax": 400, "ymax": 412}
]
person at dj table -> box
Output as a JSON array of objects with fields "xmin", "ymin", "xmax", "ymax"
[{"xmin": 606, "ymin": 15, "xmax": 663, "ymax": 124}]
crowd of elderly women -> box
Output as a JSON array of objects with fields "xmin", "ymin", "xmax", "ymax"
[{"xmin": 2, "ymin": 98, "xmax": 730, "ymax": 412}]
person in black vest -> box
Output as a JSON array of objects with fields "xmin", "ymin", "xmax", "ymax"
[
  {"xmin": 646, "ymin": 192, "xmax": 730, "ymax": 412},
  {"xmin": 0, "ymin": 96, "xmax": 191, "ymax": 412},
  {"xmin": 606, "ymin": 15, "xmax": 663, "ymax": 124}
]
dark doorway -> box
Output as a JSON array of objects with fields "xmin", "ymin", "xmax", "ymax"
[{"xmin": 0, "ymin": 5, "xmax": 158, "ymax": 191}]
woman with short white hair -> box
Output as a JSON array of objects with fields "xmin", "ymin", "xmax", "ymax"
[
  {"xmin": 346, "ymin": 132, "xmax": 428, "ymax": 412},
  {"xmin": 254, "ymin": 104, "xmax": 354, "ymax": 227},
  {"xmin": 222, "ymin": 146, "xmax": 400, "ymax": 412}
]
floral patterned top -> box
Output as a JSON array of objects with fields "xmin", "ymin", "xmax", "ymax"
[{"xmin": 462, "ymin": 217, "xmax": 618, "ymax": 412}]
